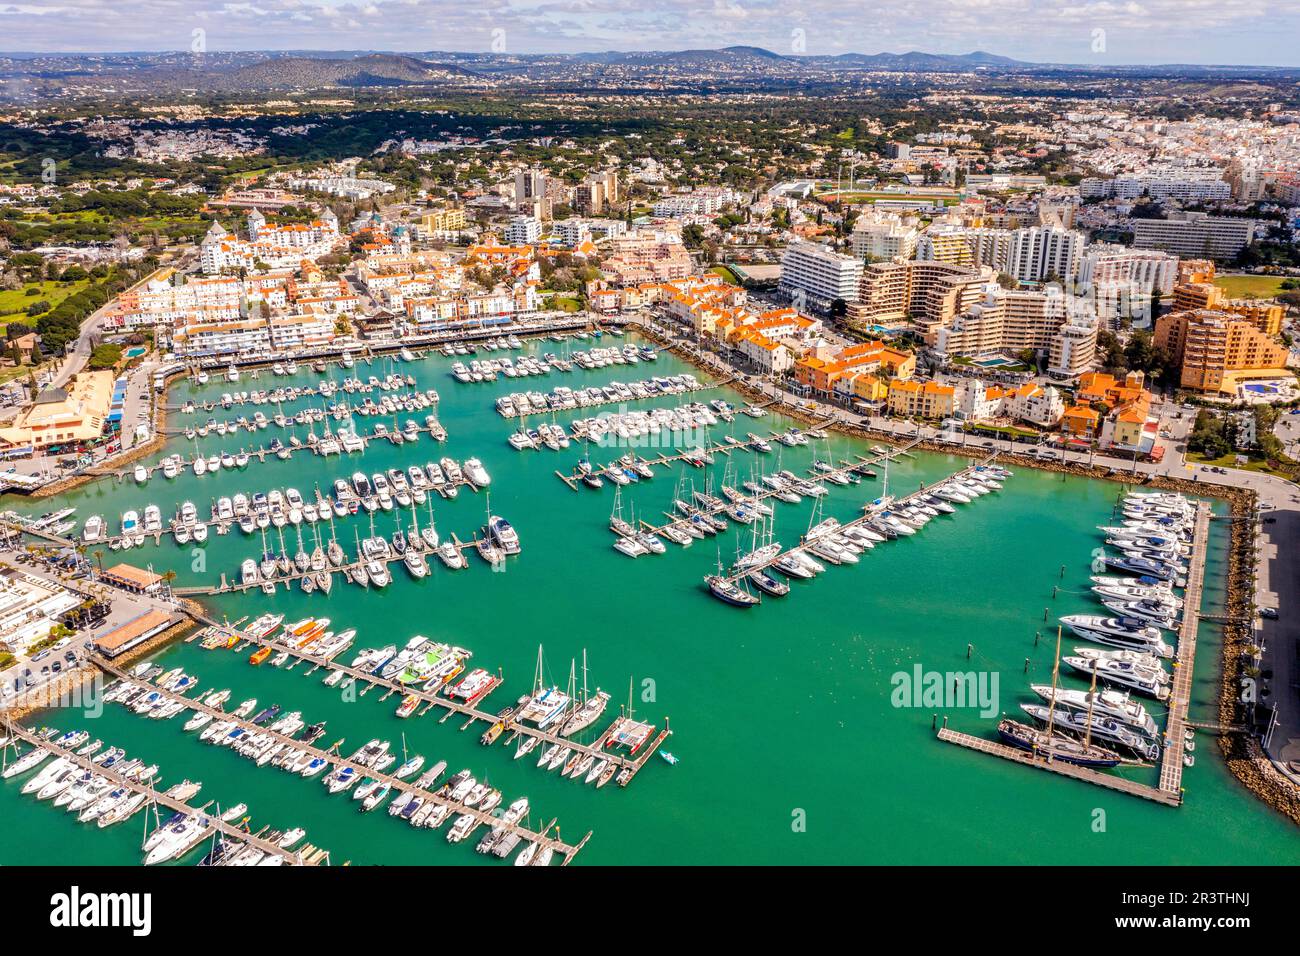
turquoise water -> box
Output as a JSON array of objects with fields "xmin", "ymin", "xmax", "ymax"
[{"xmin": 3, "ymin": 334, "xmax": 1298, "ymax": 865}]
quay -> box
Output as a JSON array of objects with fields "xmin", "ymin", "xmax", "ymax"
[
  {"xmin": 1, "ymin": 719, "xmax": 326, "ymax": 864},
  {"xmin": 181, "ymin": 611, "xmax": 668, "ymax": 791},
  {"xmin": 935, "ymin": 500, "xmax": 1211, "ymax": 807},
  {"xmin": 179, "ymin": 315, "xmax": 604, "ymax": 377},
  {"xmin": 93, "ymin": 657, "xmax": 589, "ymax": 863},
  {"xmin": 1158, "ymin": 501, "xmax": 1211, "ymax": 799}
]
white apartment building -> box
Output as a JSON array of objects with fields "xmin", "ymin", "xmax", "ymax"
[
  {"xmin": 284, "ymin": 175, "xmax": 396, "ymax": 200},
  {"xmin": 554, "ymin": 217, "xmax": 626, "ymax": 247},
  {"xmin": 1076, "ymin": 244, "xmax": 1179, "ymax": 295},
  {"xmin": 265, "ymin": 313, "xmax": 338, "ymax": 352},
  {"xmin": 405, "ymin": 286, "xmax": 540, "ymax": 333},
  {"xmin": 652, "ymin": 187, "xmax": 741, "ymax": 218},
  {"xmin": 779, "ymin": 241, "xmax": 863, "ymax": 311},
  {"xmin": 935, "ymin": 287, "xmax": 1098, "ymax": 381},
  {"xmin": 850, "ymin": 215, "xmax": 919, "ymax": 262},
  {"xmin": 1047, "ymin": 317, "xmax": 1099, "ymax": 380},
  {"xmin": 1132, "ymin": 212, "xmax": 1255, "ymax": 260},
  {"xmin": 1007, "ymin": 227, "xmax": 1085, "ymax": 284},
  {"xmin": 170, "ymin": 316, "xmax": 272, "ymax": 357},
  {"xmin": 199, "ymin": 209, "xmax": 340, "ymax": 275},
  {"xmin": 504, "ymin": 215, "xmax": 542, "ymax": 245},
  {"xmin": 1080, "ymin": 171, "xmax": 1231, "ymax": 204},
  {"xmin": 514, "ymin": 167, "xmax": 548, "ymax": 208}
]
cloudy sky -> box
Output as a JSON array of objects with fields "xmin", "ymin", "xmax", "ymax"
[{"xmin": 2, "ymin": 0, "xmax": 1297, "ymax": 65}]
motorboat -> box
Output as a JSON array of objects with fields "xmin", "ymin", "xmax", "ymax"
[{"xmin": 1060, "ymin": 614, "xmax": 1173, "ymax": 658}]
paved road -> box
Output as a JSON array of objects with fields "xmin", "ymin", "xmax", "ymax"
[{"xmin": 49, "ymin": 296, "xmax": 119, "ymax": 391}]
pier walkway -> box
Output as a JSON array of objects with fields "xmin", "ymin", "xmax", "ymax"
[
  {"xmin": 0, "ymin": 517, "xmax": 77, "ymax": 549},
  {"xmin": 111, "ymin": 419, "xmax": 446, "ymax": 484},
  {"xmin": 94, "ymin": 657, "xmax": 588, "ymax": 864},
  {"xmin": 1158, "ymin": 501, "xmax": 1211, "ymax": 799},
  {"xmin": 1, "ymin": 719, "xmax": 324, "ymax": 864}
]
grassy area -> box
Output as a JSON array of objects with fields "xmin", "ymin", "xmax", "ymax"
[
  {"xmin": 709, "ymin": 265, "xmax": 742, "ymax": 285},
  {"xmin": 0, "ymin": 279, "xmax": 92, "ymax": 327},
  {"xmin": 0, "ymin": 363, "xmax": 41, "ymax": 386},
  {"xmin": 1213, "ymin": 274, "xmax": 1287, "ymax": 299},
  {"xmin": 550, "ymin": 296, "xmax": 581, "ymax": 312},
  {"xmin": 969, "ymin": 423, "xmax": 1039, "ymax": 440},
  {"xmin": 1186, "ymin": 449, "xmax": 1296, "ymax": 480}
]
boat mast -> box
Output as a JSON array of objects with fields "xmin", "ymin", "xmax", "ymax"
[
  {"xmin": 1043, "ymin": 625, "xmax": 1062, "ymax": 761},
  {"xmin": 1083, "ymin": 660, "xmax": 1100, "ymax": 751},
  {"xmin": 581, "ymin": 649, "xmax": 589, "ymax": 705}
]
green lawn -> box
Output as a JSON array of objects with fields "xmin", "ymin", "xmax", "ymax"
[
  {"xmin": 1213, "ymin": 275, "xmax": 1287, "ymax": 299},
  {"xmin": 0, "ymin": 363, "xmax": 41, "ymax": 386},
  {"xmin": 709, "ymin": 265, "xmax": 742, "ymax": 285},
  {"xmin": 0, "ymin": 279, "xmax": 92, "ymax": 325},
  {"xmin": 1186, "ymin": 450, "xmax": 1295, "ymax": 480}
]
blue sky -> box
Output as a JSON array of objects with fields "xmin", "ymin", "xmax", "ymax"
[{"xmin": 2, "ymin": 0, "xmax": 1297, "ymax": 66}]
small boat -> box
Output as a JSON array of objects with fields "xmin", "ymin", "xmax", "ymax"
[{"xmin": 705, "ymin": 575, "xmax": 759, "ymax": 608}]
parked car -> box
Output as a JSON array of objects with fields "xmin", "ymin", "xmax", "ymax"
[{"xmin": 1261, "ymin": 607, "xmax": 1279, "ymax": 620}]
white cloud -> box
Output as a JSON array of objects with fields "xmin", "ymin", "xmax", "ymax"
[{"xmin": 0, "ymin": 0, "xmax": 1293, "ymax": 64}]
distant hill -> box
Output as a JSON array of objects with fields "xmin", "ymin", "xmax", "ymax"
[
  {"xmin": 220, "ymin": 53, "xmax": 479, "ymax": 90},
  {"xmin": 1, "ymin": 46, "xmax": 1296, "ymax": 105}
]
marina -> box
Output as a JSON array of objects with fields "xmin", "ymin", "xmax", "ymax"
[
  {"xmin": 0, "ymin": 720, "xmax": 327, "ymax": 865},
  {"xmin": 2, "ymin": 333, "xmax": 1296, "ymax": 866},
  {"xmin": 176, "ymin": 615, "xmax": 670, "ymax": 792},
  {"xmin": 90, "ymin": 657, "xmax": 588, "ymax": 864},
  {"xmin": 48, "ymin": 454, "xmax": 493, "ymax": 556},
  {"xmin": 495, "ymin": 373, "xmax": 717, "ymax": 419},
  {"xmin": 937, "ymin": 495, "xmax": 1212, "ymax": 806}
]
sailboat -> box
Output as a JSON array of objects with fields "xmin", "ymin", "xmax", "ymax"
[
  {"xmin": 610, "ymin": 487, "xmax": 635, "ymax": 538},
  {"xmin": 997, "ymin": 626, "xmax": 1121, "ymax": 768},
  {"xmin": 559, "ymin": 649, "xmax": 610, "ymax": 738},
  {"xmin": 705, "ymin": 546, "xmax": 759, "ymax": 608}
]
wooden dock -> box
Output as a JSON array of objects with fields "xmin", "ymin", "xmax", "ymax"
[
  {"xmin": 2, "ymin": 720, "xmax": 325, "ymax": 864},
  {"xmin": 85, "ymin": 458, "xmax": 480, "ymax": 554},
  {"xmin": 1158, "ymin": 501, "xmax": 1211, "ymax": 800},
  {"xmin": 94, "ymin": 658, "xmax": 589, "ymax": 864},
  {"xmin": 118, "ymin": 418, "xmax": 446, "ymax": 485},
  {"xmin": 0, "ymin": 518, "xmax": 77, "ymax": 549},
  {"xmin": 936, "ymin": 727, "xmax": 1178, "ymax": 806}
]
